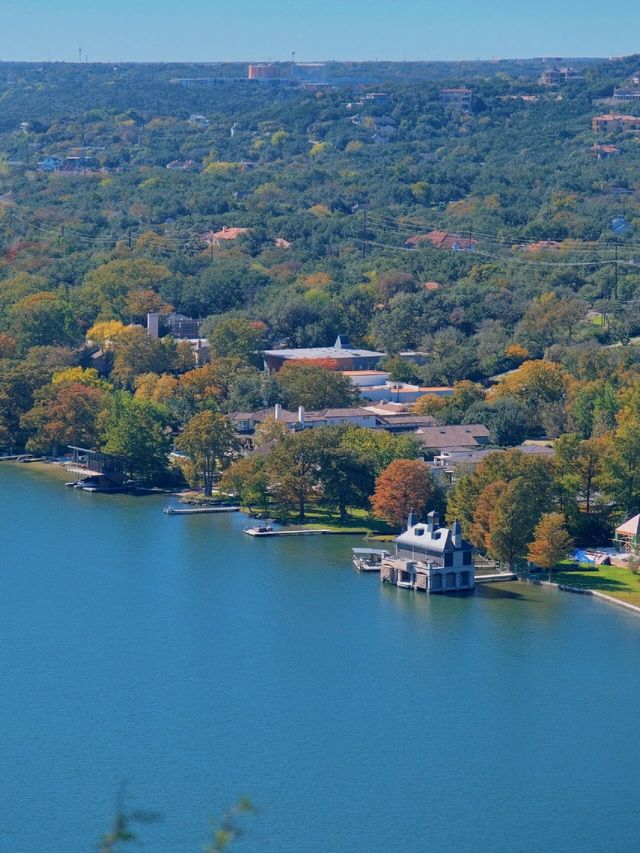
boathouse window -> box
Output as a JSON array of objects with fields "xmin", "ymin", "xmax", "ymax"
[
  {"xmin": 443, "ymin": 552, "xmax": 453, "ymax": 567},
  {"xmin": 463, "ymin": 551, "xmax": 472, "ymax": 566},
  {"xmin": 414, "ymin": 527, "xmax": 424, "ymax": 536},
  {"xmin": 461, "ymin": 572, "xmax": 470, "ymax": 586}
]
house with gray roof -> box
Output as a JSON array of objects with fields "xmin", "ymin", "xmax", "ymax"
[{"xmin": 381, "ymin": 511, "xmax": 475, "ymax": 593}]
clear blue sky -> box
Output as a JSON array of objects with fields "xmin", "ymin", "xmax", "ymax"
[{"xmin": 1, "ymin": 0, "xmax": 638, "ymax": 63}]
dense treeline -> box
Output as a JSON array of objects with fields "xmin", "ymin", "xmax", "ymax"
[{"xmin": 2, "ymin": 56, "xmax": 640, "ymax": 564}]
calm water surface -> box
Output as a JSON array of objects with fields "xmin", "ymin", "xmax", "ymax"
[{"xmin": 1, "ymin": 464, "xmax": 640, "ymax": 853}]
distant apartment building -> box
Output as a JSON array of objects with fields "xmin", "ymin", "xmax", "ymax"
[
  {"xmin": 440, "ymin": 87, "xmax": 472, "ymax": 108},
  {"xmin": 248, "ymin": 63, "xmax": 282, "ymax": 80},
  {"xmin": 293, "ymin": 63, "xmax": 328, "ymax": 84},
  {"xmin": 592, "ymin": 114, "xmax": 640, "ymax": 133},
  {"xmin": 539, "ymin": 66, "xmax": 584, "ymax": 85},
  {"xmin": 613, "ymin": 88, "xmax": 640, "ymax": 102}
]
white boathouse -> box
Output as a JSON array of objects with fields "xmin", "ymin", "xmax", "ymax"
[{"xmin": 381, "ymin": 511, "xmax": 475, "ymax": 593}]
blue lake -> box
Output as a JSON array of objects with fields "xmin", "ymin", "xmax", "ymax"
[{"xmin": 1, "ymin": 464, "xmax": 640, "ymax": 852}]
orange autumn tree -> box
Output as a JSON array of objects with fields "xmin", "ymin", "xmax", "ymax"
[
  {"xmin": 527, "ymin": 512, "xmax": 573, "ymax": 573},
  {"xmin": 371, "ymin": 459, "xmax": 437, "ymax": 528}
]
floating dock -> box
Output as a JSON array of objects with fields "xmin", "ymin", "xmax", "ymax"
[
  {"xmin": 474, "ymin": 572, "xmax": 518, "ymax": 583},
  {"xmin": 164, "ymin": 505, "xmax": 240, "ymax": 515},
  {"xmin": 243, "ymin": 526, "xmax": 355, "ymax": 537}
]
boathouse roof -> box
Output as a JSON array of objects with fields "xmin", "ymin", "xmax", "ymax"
[{"xmin": 394, "ymin": 512, "xmax": 472, "ymax": 554}]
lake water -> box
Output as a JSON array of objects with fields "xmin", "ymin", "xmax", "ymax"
[{"xmin": 1, "ymin": 464, "xmax": 640, "ymax": 853}]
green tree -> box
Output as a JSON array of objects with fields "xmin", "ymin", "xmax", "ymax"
[
  {"xmin": 110, "ymin": 327, "xmax": 176, "ymax": 388},
  {"xmin": 82, "ymin": 258, "xmax": 172, "ymax": 320},
  {"xmin": 220, "ymin": 455, "xmax": 270, "ymax": 514},
  {"xmin": 276, "ymin": 362, "xmax": 356, "ymax": 411},
  {"xmin": 447, "ymin": 449, "xmax": 556, "ymax": 536},
  {"xmin": 600, "ymin": 419, "xmax": 640, "ymax": 518},
  {"xmin": 339, "ymin": 425, "xmax": 421, "ymax": 475},
  {"xmin": 266, "ymin": 431, "xmax": 320, "ymax": 520},
  {"xmin": 21, "ymin": 381, "xmax": 106, "ymax": 455},
  {"xmin": 176, "ymin": 411, "xmax": 238, "ymax": 496},
  {"xmin": 311, "ymin": 428, "xmax": 374, "ymax": 520},
  {"xmin": 488, "ymin": 360, "xmax": 569, "ymax": 436},
  {"xmin": 487, "ymin": 477, "xmax": 546, "ymax": 570},
  {"xmin": 9, "ymin": 292, "xmax": 80, "ymax": 351},
  {"xmin": 101, "ymin": 393, "xmax": 171, "ymax": 483},
  {"xmin": 203, "ymin": 317, "xmax": 266, "ymax": 361}
]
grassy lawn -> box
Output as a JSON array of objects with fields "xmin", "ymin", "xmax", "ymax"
[
  {"xmin": 550, "ymin": 562, "xmax": 640, "ymax": 605},
  {"xmin": 251, "ymin": 506, "xmax": 397, "ymax": 536}
]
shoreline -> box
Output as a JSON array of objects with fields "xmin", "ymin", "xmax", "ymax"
[
  {"xmin": 5, "ymin": 464, "xmax": 640, "ymax": 616},
  {"xmin": 520, "ymin": 577, "xmax": 640, "ymax": 617},
  {"xmin": 0, "ymin": 458, "xmax": 71, "ymax": 480}
]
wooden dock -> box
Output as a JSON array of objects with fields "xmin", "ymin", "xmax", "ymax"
[
  {"xmin": 243, "ymin": 527, "xmax": 358, "ymax": 537},
  {"xmin": 164, "ymin": 505, "xmax": 240, "ymax": 515},
  {"xmin": 475, "ymin": 572, "xmax": 518, "ymax": 583}
]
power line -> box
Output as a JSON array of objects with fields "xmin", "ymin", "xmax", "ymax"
[{"xmin": 362, "ymin": 210, "xmax": 640, "ymax": 253}]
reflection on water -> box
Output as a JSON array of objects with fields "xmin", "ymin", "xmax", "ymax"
[{"xmin": 1, "ymin": 464, "xmax": 640, "ymax": 853}]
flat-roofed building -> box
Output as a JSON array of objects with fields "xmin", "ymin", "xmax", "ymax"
[{"xmin": 263, "ymin": 335, "xmax": 384, "ymax": 372}]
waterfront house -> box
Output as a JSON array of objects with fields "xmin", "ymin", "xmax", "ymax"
[{"xmin": 381, "ymin": 511, "xmax": 475, "ymax": 593}]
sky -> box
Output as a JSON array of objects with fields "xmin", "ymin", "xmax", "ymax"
[{"xmin": 0, "ymin": 0, "xmax": 638, "ymax": 63}]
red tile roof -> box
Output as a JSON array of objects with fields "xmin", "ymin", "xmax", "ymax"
[{"xmin": 404, "ymin": 231, "xmax": 476, "ymax": 251}]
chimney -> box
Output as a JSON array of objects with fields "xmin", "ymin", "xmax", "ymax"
[
  {"xmin": 147, "ymin": 312, "xmax": 159, "ymax": 338},
  {"xmin": 452, "ymin": 519, "xmax": 462, "ymax": 549},
  {"xmin": 274, "ymin": 403, "xmax": 282, "ymax": 421},
  {"xmin": 426, "ymin": 510, "xmax": 439, "ymax": 533},
  {"xmin": 298, "ymin": 406, "xmax": 305, "ymax": 425},
  {"xmin": 407, "ymin": 508, "xmax": 416, "ymax": 530}
]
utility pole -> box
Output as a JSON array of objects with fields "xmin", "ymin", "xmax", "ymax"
[
  {"xmin": 361, "ymin": 209, "xmax": 367, "ymax": 261},
  {"xmin": 614, "ymin": 242, "xmax": 619, "ymax": 300}
]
